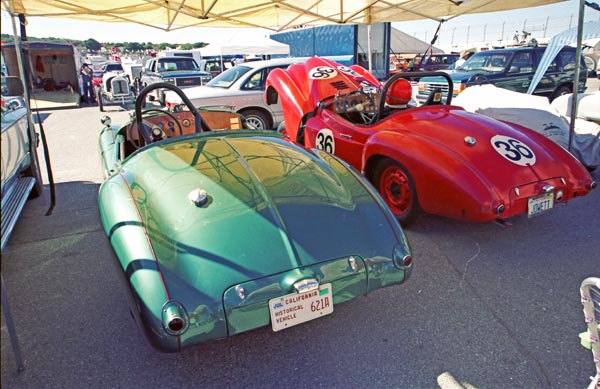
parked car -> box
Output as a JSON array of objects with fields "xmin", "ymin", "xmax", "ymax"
[
  {"xmin": 164, "ymin": 58, "xmax": 306, "ymax": 130},
  {"xmin": 265, "ymin": 56, "xmax": 596, "ymax": 225},
  {"xmin": 581, "ymin": 39, "xmax": 600, "ymax": 77},
  {"xmin": 95, "ymin": 70, "xmax": 136, "ymax": 112},
  {"xmin": 97, "ymin": 82, "xmax": 414, "ymax": 352},
  {"xmin": 91, "ymin": 70, "xmax": 103, "ymax": 88},
  {"xmin": 406, "ymin": 53, "xmax": 459, "ymax": 72},
  {"xmin": 140, "ymin": 57, "xmax": 212, "ymax": 103},
  {"xmin": 416, "ymin": 45, "xmax": 587, "ymax": 103},
  {"xmin": 101, "ymin": 62, "xmax": 124, "ymax": 74},
  {"xmin": 1, "ymin": 76, "xmax": 43, "ymax": 249}
]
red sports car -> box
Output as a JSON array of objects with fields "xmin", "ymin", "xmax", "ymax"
[
  {"xmin": 265, "ymin": 56, "xmax": 596, "ymax": 225},
  {"xmin": 92, "ymin": 70, "xmax": 104, "ymax": 88}
]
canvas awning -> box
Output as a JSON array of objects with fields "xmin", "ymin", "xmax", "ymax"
[
  {"xmin": 205, "ymin": 37, "xmax": 290, "ymax": 56},
  {"xmin": 390, "ymin": 28, "xmax": 443, "ymax": 54},
  {"xmin": 527, "ymin": 21, "xmax": 600, "ymax": 94},
  {"xmin": 1, "ymin": 0, "xmax": 567, "ymax": 32}
]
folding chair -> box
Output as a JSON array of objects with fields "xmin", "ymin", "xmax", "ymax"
[{"xmin": 580, "ymin": 277, "xmax": 600, "ymax": 389}]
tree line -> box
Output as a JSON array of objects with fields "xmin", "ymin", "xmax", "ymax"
[{"xmin": 1, "ymin": 34, "xmax": 207, "ymax": 53}]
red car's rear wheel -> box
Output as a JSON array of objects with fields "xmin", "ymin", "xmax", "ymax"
[{"xmin": 375, "ymin": 159, "xmax": 419, "ymax": 226}]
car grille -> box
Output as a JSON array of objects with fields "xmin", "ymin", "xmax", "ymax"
[
  {"xmin": 420, "ymin": 82, "xmax": 450, "ymax": 95},
  {"xmin": 110, "ymin": 78, "xmax": 130, "ymax": 97},
  {"xmin": 175, "ymin": 76, "xmax": 210, "ymax": 88}
]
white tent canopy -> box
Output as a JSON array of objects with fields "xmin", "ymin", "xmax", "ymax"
[
  {"xmin": 390, "ymin": 28, "xmax": 443, "ymax": 54},
  {"xmin": 1, "ymin": 0, "xmax": 567, "ymax": 32},
  {"xmin": 527, "ymin": 21, "xmax": 600, "ymax": 94},
  {"xmin": 203, "ymin": 36, "xmax": 290, "ymax": 56}
]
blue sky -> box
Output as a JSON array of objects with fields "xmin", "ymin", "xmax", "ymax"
[{"xmin": 1, "ymin": 0, "xmax": 598, "ymax": 48}]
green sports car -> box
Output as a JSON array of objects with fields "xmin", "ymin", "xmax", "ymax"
[{"xmin": 98, "ymin": 83, "xmax": 413, "ymax": 352}]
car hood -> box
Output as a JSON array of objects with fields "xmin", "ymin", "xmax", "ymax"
[
  {"xmin": 120, "ymin": 132, "xmax": 400, "ymax": 299},
  {"xmin": 159, "ymin": 70, "xmax": 211, "ymax": 78},
  {"xmin": 421, "ymin": 70, "xmax": 480, "ymax": 82}
]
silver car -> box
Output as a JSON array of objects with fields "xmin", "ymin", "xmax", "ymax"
[{"xmin": 164, "ymin": 57, "xmax": 306, "ymax": 130}]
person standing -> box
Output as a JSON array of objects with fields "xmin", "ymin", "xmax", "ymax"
[
  {"xmin": 454, "ymin": 51, "xmax": 470, "ymax": 68},
  {"xmin": 80, "ymin": 63, "xmax": 95, "ymax": 104}
]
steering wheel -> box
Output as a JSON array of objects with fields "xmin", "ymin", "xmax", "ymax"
[
  {"xmin": 130, "ymin": 82, "xmax": 211, "ymax": 149},
  {"xmin": 127, "ymin": 108, "xmax": 184, "ymax": 150},
  {"xmin": 342, "ymin": 90, "xmax": 376, "ymax": 125}
]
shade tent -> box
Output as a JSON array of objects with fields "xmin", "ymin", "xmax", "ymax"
[
  {"xmin": 204, "ymin": 37, "xmax": 290, "ymax": 56},
  {"xmin": 527, "ymin": 21, "xmax": 600, "ymax": 95},
  {"xmin": 390, "ymin": 28, "xmax": 443, "ymax": 55},
  {"xmin": 1, "ymin": 0, "xmax": 567, "ymax": 32}
]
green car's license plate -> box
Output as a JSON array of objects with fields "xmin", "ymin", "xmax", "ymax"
[
  {"xmin": 269, "ymin": 283, "xmax": 333, "ymax": 332},
  {"xmin": 527, "ymin": 192, "xmax": 554, "ymax": 218}
]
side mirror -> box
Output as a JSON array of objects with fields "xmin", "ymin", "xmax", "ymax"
[
  {"xmin": 3, "ymin": 76, "xmax": 24, "ymax": 96},
  {"xmin": 508, "ymin": 65, "xmax": 520, "ymax": 74}
]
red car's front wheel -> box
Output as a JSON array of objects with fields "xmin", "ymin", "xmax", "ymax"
[{"xmin": 374, "ymin": 159, "xmax": 419, "ymax": 226}]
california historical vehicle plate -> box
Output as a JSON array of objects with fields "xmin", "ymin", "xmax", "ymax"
[{"xmin": 269, "ymin": 283, "xmax": 333, "ymax": 332}]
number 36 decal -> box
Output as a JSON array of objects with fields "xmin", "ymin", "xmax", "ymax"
[
  {"xmin": 316, "ymin": 129, "xmax": 335, "ymax": 154},
  {"xmin": 491, "ymin": 135, "xmax": 536, "ymax": 166}
]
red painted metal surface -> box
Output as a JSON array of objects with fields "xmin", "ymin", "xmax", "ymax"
[{"xmin": 266, "ymin": 56, "xmax": 595, "ymax": 223}]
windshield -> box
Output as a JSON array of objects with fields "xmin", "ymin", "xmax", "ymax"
[
  {"xmin": 206, "ymin": 65, "xmax": 252, "ymax": 88},
  {"xmin": 458, "ymin": 52, "xmax": 511, "ymax": 73},
  {"xmin": 158, "ymin": 58, "xmax": 200, "ymax": 71},
  {"xmin": 104, "ymin": 63, "xmax": 123, "ymax": 72}
]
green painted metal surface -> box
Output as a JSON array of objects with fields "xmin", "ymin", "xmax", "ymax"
[{"xmin": 99, "ymin": 125, "xmax": 412, "ymax": 352}]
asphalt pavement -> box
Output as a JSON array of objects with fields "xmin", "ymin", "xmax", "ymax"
[{"xmin": 1, "ymin": 81, "xmax": 599, "ymax": 388}]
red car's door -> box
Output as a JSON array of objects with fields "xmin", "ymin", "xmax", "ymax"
[{"xmin": 304, "ymin": 109, "xmax": 374, "ymax": 170}]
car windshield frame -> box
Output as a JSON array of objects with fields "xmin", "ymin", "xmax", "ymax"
[
  {"xmin": 158, "ymin": 58, "xmax": 201, "ymax": 71},
  {"xmin": 206, "ymin": 65, "xmax": 253, "ymax": 88},
  {"xmin": 104, "ymin": 64, "xmax": 124, "ymax": 72},
  {"xmin": 457, "ymin": 52, "xmax": 512, "ymax": 73}
]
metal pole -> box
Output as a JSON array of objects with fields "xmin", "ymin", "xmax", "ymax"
[
  {"xmin": 1, "ymin": 274, "xmax": 25, "ymax": 372},
  {"xmin": 568, "ymin": 0, "xmax": 586, "ymax": 152}
]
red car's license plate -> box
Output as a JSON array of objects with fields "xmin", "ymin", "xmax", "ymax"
[{"xmin": 527, "ymin": 192, "xmax": 554, "ymax": 217}]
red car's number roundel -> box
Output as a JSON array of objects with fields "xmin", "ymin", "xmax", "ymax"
[
  {"xmin": 337, "ymin": 66, "xmax": 359, "ymax": 77},
  {"xmin": 309, "ymin": 66, "xmax": 337, "ymax": 80},
  {"xmin": 316, "ymin": 129, "xmax": 335, "ymax": 154},
  {"xmin": 491, "ymin": 135, "xmax": 536, "ymax": 166}
]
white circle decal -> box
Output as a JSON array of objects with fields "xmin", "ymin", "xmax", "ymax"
[
  {"xmin": 309, "ymin": 66, "xmax": 337, "ymax": 80},
  {"xmin": 337, "ymin": 65, "xmax": 359, "ymax": 77},
  {"xmin": 316, "ymin": 129, "xmax": 335, "ymax": 154},
  {"xmin": 491, "ymin": 135, "xmax": 536, "ymax": 166}
]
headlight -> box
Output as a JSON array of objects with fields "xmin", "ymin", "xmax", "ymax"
[
  {"xmin": 453, "ymin": 82, "xmax": 466, "ymax": 95},
  {"xmin": 163, "ymin": 77, "xmax": 175, "ymax": 84}
]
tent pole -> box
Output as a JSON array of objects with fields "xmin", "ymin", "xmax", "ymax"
[{"xmin": 568, "ymin": 0, "xmax": 586, "ymax": 152}]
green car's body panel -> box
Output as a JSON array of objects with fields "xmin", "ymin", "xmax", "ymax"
[{"xmin": 99, "ymin": 116, "xmax": 412, "ymax": 352}]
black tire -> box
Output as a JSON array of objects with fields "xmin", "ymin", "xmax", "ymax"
[
  {"xmin": 240, "ymin": 109, "xmax": 270, "ymax": 130},
  {"xmin": 372, "ymin": 158, "xmax": 420, "ymax": 227},
  {"xmin": 550, "ymin": 85, "xmax": 572, "ymax": 102},
  {"xmin": 96, "ymin": 87, "xmax": 104, "ymax": 112}
]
